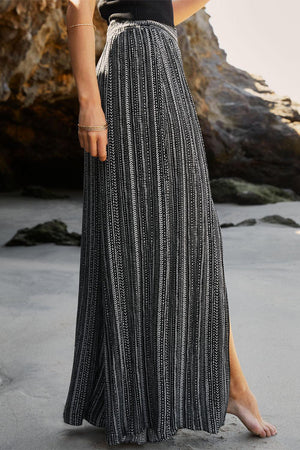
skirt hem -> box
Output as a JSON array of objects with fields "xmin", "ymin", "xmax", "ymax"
[{"xmin": 63, "ymin": 414, "xmax": 228, "ymax": 446}]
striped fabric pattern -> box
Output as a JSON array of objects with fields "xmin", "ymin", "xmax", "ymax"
[{"xmin": 63, "ymin": 19, "xmax": 230, "ymax": 446}]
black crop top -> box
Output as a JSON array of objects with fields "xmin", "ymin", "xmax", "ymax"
[{"xmin": 97, "ymin": 0, "xmax": 174, "ymax": 28}]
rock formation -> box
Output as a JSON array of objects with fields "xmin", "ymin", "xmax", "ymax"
[
  {"xmin": 210, "ymin": 177, "xmax": 300, "ymax": 205},
  {"xmin": 5, "ymin": 218, "xmax": 81, "ymax": 246},
  {"xmin": 177, "ymin": 13, "xmax": 300, "ymax": 194},
  {"xmin": 0, "ymin": 1, "xmax": 299, "ymax": 192}
]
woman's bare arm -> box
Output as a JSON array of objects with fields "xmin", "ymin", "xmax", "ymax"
[
  {"xmin": 172, "ymin": 0, "xmax": 211, "ymax": 26},
  {"xmin": 67, "ymin": 0, "xmax": 107, "ymax": 161}
]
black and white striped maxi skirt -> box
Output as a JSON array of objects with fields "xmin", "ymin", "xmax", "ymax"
[{"xmin": 63, "ymin": 18, "xmax": 230, "ymax": 446}]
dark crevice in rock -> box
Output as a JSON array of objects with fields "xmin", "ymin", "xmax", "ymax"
[{"xmin": 21, "ymin": 185, "xmax": 70, "ymax": 199}]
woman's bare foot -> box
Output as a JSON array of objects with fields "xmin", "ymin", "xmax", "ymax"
[{"xmin": 227, "ymin": 385, "xmax": 277, "ymax": 438}]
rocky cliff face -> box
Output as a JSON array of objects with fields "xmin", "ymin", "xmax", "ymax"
[
  {"xmin": 0, "ymin": 0, "xmax": 299, "ymax": 192},
  {"xmin": 177, "ymin": 13, "xmax": 300, "ymax": 193}
]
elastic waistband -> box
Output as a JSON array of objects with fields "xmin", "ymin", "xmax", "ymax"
[{"xmin": 106, "ymin": 18, "xmax": 178, "ymax": 41}]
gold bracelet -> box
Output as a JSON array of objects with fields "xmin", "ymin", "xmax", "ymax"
[
  {"xmin": 78, "ymin": 123, "xmax": 108, "ymax": 132},
  {"xmin": 78, "ymin": 123, "xmax": 108, "ymax": 128},
  {"xmin": 67, "ymin": 23, "xmax": 96, "ymax": 31}
]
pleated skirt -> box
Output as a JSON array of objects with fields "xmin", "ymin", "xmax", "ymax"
[{"xmin": 63, "ymin": 18, "xmax": 230, "ymax": 446}]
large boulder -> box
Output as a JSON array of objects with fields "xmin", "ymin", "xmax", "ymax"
[{"xmin": 177, "ymin": 13, "xmax": 300, "ymax": 194}]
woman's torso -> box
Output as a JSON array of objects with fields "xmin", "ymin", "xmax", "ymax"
[{"xmin": 97, "ymin": 0, "xmax": 174, "ymax": 27}]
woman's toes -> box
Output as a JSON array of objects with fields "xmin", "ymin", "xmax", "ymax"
[
  {"xmin": 265, "ymin": 421, "xmax": 277, "ymax": 435},
  {"xmin": 260, "ymin": 427, "xmax": 267, "ymax": 438},
  {"xmin": 252, "ymin": 422, "xmax": 266, "ymax": 437},
  {"xmin": 263, "ymin": 425, "xmax": 272, "ymax": 437}
]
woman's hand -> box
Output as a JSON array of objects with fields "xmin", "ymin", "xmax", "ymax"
[{"xmin": 78, "ymin": 104, "xmax": 108, "ymax": 161}]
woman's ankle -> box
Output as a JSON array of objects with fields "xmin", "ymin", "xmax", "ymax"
[{"xmin": 229, "ymin": 379, "xmax": 250, "ymax": 399}]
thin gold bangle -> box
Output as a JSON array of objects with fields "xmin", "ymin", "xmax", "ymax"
[
  {"xmin": 67, "ymin": 23, "xmax": 96, "ymax": 31},
  {"xmin": 78, "ymin": 123, "xmax": 108, "ymax": 127},
  {"xmin": 78, "ymin": 124, "xmax": 108, "ymax": 132}
]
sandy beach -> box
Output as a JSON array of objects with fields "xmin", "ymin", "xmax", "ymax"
[{"xmin": 0, "ymin": 190, "xmax": 299, "ymax": 450}]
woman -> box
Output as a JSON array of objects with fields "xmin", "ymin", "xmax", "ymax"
[{"xmin": 63, "ymin": 0, "xmax": 277, "ymax": 445}]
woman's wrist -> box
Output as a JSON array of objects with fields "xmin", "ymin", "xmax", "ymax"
[
  {"xmin": 78, "ymin": 100, "xmax": 107, "ymax": 126},
  {"xmin": 79, "ymin": 95, "xmax": 102, "ymax": 109}
]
